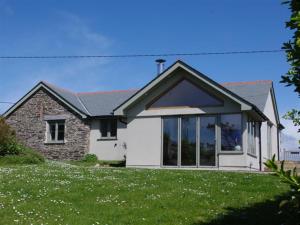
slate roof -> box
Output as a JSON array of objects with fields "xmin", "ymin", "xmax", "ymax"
[
  {"xmin": 41, "ymin": 80, "xmax": 272, "ymax": 117},
  {"xmin": 222, "ymin": 80, "xmax": 272, "ymax": 112},
  {"xmin": 78, "ymin": 90, "xmax": 137, "ymax": 116}
]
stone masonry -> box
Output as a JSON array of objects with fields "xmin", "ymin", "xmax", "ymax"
[{"xmin": 6, "ymin": 88, "xmax": 90, "ymax": 160}]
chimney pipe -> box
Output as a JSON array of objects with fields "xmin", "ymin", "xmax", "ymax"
[{"xmin": 155, "ymin": 59, "xmax": 166, "ymax": 75}]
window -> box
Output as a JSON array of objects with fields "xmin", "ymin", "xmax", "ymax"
[
  {"xmin": 220, "ymin": 114, "xmax": 242, "ymax": 151},
  {"xmin": 100, "ymin": 118, "xmax": 117, "ymax": 139},
  {"xmin": 47, "ymin": 120, "xmax": 65, "ymax": 143},
  {"xmin": 247, "ymin": 120, "xmax": 256, "ymax": 155},
  {"xmin": 181, "ymin": 116, "xmax": 197, "ymax": 166},
  {"xmin": 149, "ymin": 79, "xmax": 223, "ymax": 108},
  {"xmin": 267, "ymin": 123, "xmax": 272, "ymax": 158},
  {"xmin": 163, "ymin": 117, "xmax": 178, "ymax": 166}
]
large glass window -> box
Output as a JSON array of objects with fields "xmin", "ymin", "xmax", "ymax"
[
  {"xmin": 220, "ymin": 114, "xmax": 242, "ymax": 151},
  {"xmin": 200, "ymin": 117, "xmax": 216, "ymax": 166},
  {"xmin": 149, "ymin": 79, "xmax": 223, "ymax": 108},
  {"xmin": 100, "ymin": 118, "xmax": 117, "ymax": 139},
  {"xmin": 47, "ymin": 120, "xmax": 65, "ymax": 143},
  {"xmin": 181, "ymin": 117, "xmax": 197, "ymax": 166},
  {"xmin": 163, "ymin": 117, "xmax": 178, "ymax": 166},
  {"xmin": 247, "ymin": 120, "xmax": 256, "ymax": 155}
]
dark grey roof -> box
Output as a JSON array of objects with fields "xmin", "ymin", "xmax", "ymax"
[
  {"xmin": 43, "ymin": 82, "xmax": 90, "ymax": 115},
  {"xmin": 78, "ymin": 90, "xmax": 137, "ymax": 116},
  {"xmin": 223, "ymin": 81, "xmax": 272, "ymax": 112},
  {"xmin": 42, "ymin": 80, "xmax": 271, "ymax": 118}
]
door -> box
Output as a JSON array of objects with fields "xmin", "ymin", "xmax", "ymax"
[{"xmin": 199, "ymin": 116, "xmax": 216, "ymax": 166}]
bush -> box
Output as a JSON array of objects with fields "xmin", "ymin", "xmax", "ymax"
[
  {"xmin": 81, "ymin": 154, "xmax": 98, "ymax": 162},
  {"xmin": 0, "ymin": 117, "xmax": 19, "ymax": 156},
  {"xmin": 0, "ymin": 117, "xmax": 45, "ymax": 165},
  {"xmin": 0, "ymin": 147, "xmax": 45, "ymax": 165}
]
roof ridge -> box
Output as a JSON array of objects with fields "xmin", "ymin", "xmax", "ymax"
[
  {"xmin": 75, "ymin": 94, "xmax": 92, "ymax": 116},
  {"xmin": 77, "ymin": 89, "xmax": 138, "ymax": 95},
  {"xmin": 41, "ymin": 81, "xmax": 76, "ymax": 95},
  {"xmin": 222, "ymin": 80, "xmax": 272, "ymax": 86}
]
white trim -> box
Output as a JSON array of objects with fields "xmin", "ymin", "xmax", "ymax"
[
  {"xmin": 3, "ymin": 82, "xmax": 87, "ymax": 119},
  {"xmin": 114, "ymin": 61, "xmax": 253, "ymax": 115}
]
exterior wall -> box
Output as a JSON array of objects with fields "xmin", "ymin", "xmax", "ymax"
[
  {"xmin": 261, "ymin": 90, "xmax": 279, "ymax": 163},
  {"xmin": 89, "ymin": 119, "xmax": 127, "ymax": 161},
  {"xmin": 126, "ymin": 117, "xmax": 161, "ymax": 167},
  {"xmin": 5, "ymin": 88, "xmax": 90, "ymax": 160},
  {"xmin": 124, "ymin": 71, "xmax": 252, "ymax": 169}
]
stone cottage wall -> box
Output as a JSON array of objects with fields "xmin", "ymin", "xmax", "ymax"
[{"xmin": 5, "ymin": 88, "xmax": 90, "ymax": 160}]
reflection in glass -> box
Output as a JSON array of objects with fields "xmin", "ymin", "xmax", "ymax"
[
  {"xmin": 150, "ymin": 79, "xmax": 223, "ymax": 108},
  {"xmin": 181, "ymin": 117, "xmax": 196, "ymax": 166},
  {"xmin": 200, "ymin": 117, "xmax": 216, "ymax": 166},
  {"xmin": 163, "ymin": 118, "xmax": 178, "ymax": 166},
  {"xmin": 220, "ymin": 114, "xmax": 242, "ymax": 151}
]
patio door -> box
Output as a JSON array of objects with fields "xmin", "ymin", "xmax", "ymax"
[
  {"xmin": 162, "ymin": 116, "xmax": 217, "ymax": 167},
  {"xmin": 199, "ymin": 116, "xmax": 216, "ymax": 166}
]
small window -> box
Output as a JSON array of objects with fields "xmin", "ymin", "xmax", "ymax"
[
  {"xmin": 100, "ymin": 118, "xmax": 117, "ymax": 139},
  {"xmin": 220, "ymin": 114, "xmax": 242, "ymax": 151},
  {"xmin": 247, "ymin": 120, "xmax": 256, "ymax": 156},
  {"xmin": 47, "ymin": 120, "xmax": 65, "ymax": 143}
]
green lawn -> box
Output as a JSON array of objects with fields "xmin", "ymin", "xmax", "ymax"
[{"xmin": 0, "ymin": 162, "xmax": 290, "ymax": 225}]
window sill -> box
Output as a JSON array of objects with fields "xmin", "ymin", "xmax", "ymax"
[
  {"xmin": 247, "ymin": 153, "xmax": 257, "ymax": 158},
  {"xmin": 44, "ymin": 141, "xmax": 65, "ymax": 145},
  {"xmin": 97, "ymin": 138, "xmax": 117, "ymax": 141},
  {"xmin": 219, "ymin": 151, "xmax": 244, "ymax": 155}
]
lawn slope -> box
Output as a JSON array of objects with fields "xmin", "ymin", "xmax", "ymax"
[{"xmin": 0, "ymin": 162, "xmax": 289, "ymax": 225}]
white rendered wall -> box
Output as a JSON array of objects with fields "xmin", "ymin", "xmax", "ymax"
[
  {"xmin": 126, "ymin": 117, "xmax": 161, "ymax": 167},
  {"xmin": 89, "ymin": 119, "xmax": 127, "ymax": 161}
]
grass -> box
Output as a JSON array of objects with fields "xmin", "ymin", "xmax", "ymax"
[{"xmin": 0, "ymin": 162, "xmax": 290, "ymax": 225}]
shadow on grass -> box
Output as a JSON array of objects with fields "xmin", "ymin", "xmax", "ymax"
[{"xmin": 193, "ymin": 192, "xmax": 300, "ymax": 225}]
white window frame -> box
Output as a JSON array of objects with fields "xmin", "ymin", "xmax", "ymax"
[
  {"xmin": 99, "ymin": 118, "xmax": 117, "ymax": 140},
  {"xmin": 46, "ymin": 120, "xmax": 65, "ymax": 144}
]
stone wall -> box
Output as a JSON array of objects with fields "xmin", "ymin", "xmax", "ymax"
[{"xmin": 6, "ymin": 88, "xmax": 90, "ymax": 160}]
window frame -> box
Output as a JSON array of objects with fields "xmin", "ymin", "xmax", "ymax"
[
  {"xmin": 99, "ymin": 118, "xmax": 118, "ymax": 140},
  {"xmin": 46, "ymin": 120, "xmax": 65, "ymax": 144},
  {"xmin": 220, "ymin": 113, "xmax": 243, "ymax": 152}
]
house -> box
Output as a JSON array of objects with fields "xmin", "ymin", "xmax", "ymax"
[{"xmin": 3, "ymin": 60, "xmax": 283, "ymax": 170}]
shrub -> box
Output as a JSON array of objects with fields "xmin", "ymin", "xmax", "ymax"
[
  {"xmin": 0, "ymin": 146, "xmax": 45, "ymax": 165},
  {"xmin": 0, "ymin": 117, "xmax": 19, "ymax": 156},
  {"xmin": 81, "ymin": 154, "xmax": 98, "ymax": 162}
]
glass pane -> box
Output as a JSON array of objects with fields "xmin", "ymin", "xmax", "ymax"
[
  {"xmin": 49, "ymin": 123, "xmax": 56, "ymax": 141},
  {"xmin": 150, "ymin": 79, "xmax": 223, "ymax": 108},
  {"xmin": 200, "ymin": 117, "xmax": 216, "ymax": 166},
  {"xmin": 110, "ymin": 119, "xmax": 117, "ymax": 137},
  {"xmin": 221, "ymin": 114, "xmax": 242, "ymax": 151},
  {"xmin": 57, "ymin": 123, "xmax": 65, "ymax": 141},
  {"xmin": 181, "ymin": 117, "xmax": 196, "ymax": 166},
  {"xmin": 163, "ymin": 117, "xmax": 178, "ymax": 166},
  {"xmin": 100, "ymin": 120, "xmax": 108, "ymax": 137}
]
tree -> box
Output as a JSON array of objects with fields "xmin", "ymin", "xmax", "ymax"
[{"xmin": 281, "ymin": 0, "xmax": 300, "ymax": 140}]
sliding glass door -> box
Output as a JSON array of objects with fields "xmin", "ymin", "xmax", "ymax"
[
  {"xmin": 200, "ymin": 117, "xmax": 216, "ymax": 166},
  {"xmin": 162, "ymin": 116, "xmax": 216, "ymax": 167},
  {"xmin": 181, "ymin": 116, "xmax": 197, "ymax": 166},
  {"xmin": 163, "ymin": 117, "xmax": 178, "ymax": 166}
]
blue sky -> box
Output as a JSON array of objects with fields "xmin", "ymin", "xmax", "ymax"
[{"xmin": 0, "ymin": 0, "xmax": 299, "ymax": 144}]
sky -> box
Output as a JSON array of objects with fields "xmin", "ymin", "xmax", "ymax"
[{"xmin": 0, "ymin": 0, "xmax": 299, "ymax": 147}]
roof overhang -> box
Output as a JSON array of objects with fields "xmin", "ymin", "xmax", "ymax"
[
  {"xmin": 114, "ymin": 60, "xmax": 256, "ymax": 116},
  {"xmin": 2, "ymin": 82, "xmax": 88, "ymax": 119}
]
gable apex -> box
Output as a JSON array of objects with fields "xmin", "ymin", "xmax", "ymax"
[{"xmin": 114, "ymin": 60, "xmax": 257, "ymax": 116}]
